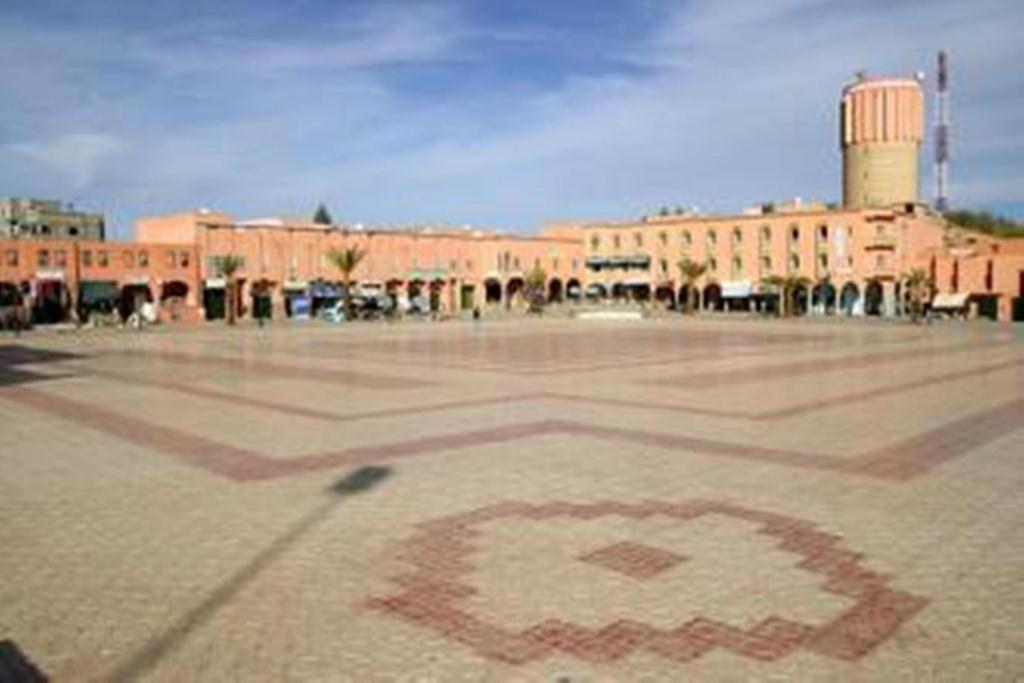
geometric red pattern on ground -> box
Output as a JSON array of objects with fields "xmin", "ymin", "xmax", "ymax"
[
  {"xmin": 366, "ymin": 500, "xmax": 929, "ymax": 665},
  {"xmin": 579, "ymin": 541, "xmax": 687, "ymax": 579}
]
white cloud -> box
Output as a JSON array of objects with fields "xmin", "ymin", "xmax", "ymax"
[{"xmin": 7, "ymin": 133, "xmax": 126, "ymax": 191}]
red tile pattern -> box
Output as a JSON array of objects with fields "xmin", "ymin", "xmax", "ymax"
[
  {"xmin": 579, "ymin": 541, "xmax": 687, "ymax": 579},
  {"xmin": 367, "ymin": 500, "xmax": 928, "ymax": 665},
  {"xmin": 4, "ymin": 382, "xmax": 1021, "ymax": 482}
]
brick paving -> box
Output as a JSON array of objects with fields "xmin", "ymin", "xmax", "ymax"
[{"xmin": 0, "ymin": 317, "xmax": 1022, "ymax": 681}]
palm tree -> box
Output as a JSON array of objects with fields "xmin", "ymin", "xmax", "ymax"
[
  {"xmin": 677, "ymin": 257, "xmax": 707, "ymax": 314},
  {"xmin": 903, "ymin": 268, "xmax": 932, "ymax": 324},
  {"xmin": 524, "ymin": 265, "xmax": 547, "ymax": 314},
  {"xmin": 327, "ymin": 246, "xmax": 367, "ymax": 320},
  {"xmin": 762, "ymin": 274, "xmax": 811, "ymax": 317},
  {"xmin": 218, "ymin": 255, "xmax": 244, "ymax": 326}
]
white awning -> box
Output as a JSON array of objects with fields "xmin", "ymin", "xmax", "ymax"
[
  {"xmin": 124, "ymin": 276, "xmax": 151, "ymax": 286},
  {"xmin": 204, "ymin": 278, "xmax": 226, "ymax": 289},
  {"xmin": 282, "ymin": 279, "xmax": 308, "ymax": 291},
  {"xmin": 621, "ymin": 278, "xmax": 650, "ymax": 287},
  {"xmin": 721, "ymin": 280, "xmax": 753, "ymax": 298},
  {"xmin": 932, "ymin": 292, "xmax": 969, "ymax": 309}
]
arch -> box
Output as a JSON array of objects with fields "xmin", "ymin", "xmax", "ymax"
[
  {"xmin": 160, "ymin": 280, "xmax": 190, "ymax": 322},
  {"xmin": 160, "ymin": 280, "xmax": 189, "ymax": 301},
  {"xmin": 505, "ymin": 277, "xmax": 525, "ymax": 304},
  {"xmin": 654, "ymin": 284, "xmax": 675, "ymax": 307},
  {"xmin": 840, "ymin": 282, "xmax": 860, "ymax": 316},
  {"xmin": 484, "ymin": 278, "xmax": 502, "ymax": 304},
  {"xmin": 547, "ymin": 278, "xmax": 563, "ymax": 303},
  {"xmin": 31, "ymin": 279, "xmax": 71, "ymax": 324},
  {"xmin": 791, "ymin": 283, "xmax": 809, "ymax": 316},
  {"xmin": 585, "ymin": 282, "xmax": 607, "ymax": 300},
  {"xmin": 611, "ymin": 282, "xmax": 627, "ymax": 300},
  {"xmin": 429, "ymin": 278, "xmax": 444, "ymax": 312},
  {"xmin": 703, "ymin": 283, "xmax": 723, "ymax": 311},
  {"xmin": 812, "ymin": 282, "xmax": 837, "ymax": 314},
  {"xmin": 678, "ymin": 285, "xmax": 700, "ymax": 312},
  {"xmin": 864, "ymin": 280, "xmax": 884, "ymax": 316},
  {"xmin": 119, "ymin": 283, "xmax": 153, "ymax": 320},
  {"xmin": 566, "ymin": 278, "xmax": 582, "ymax": 300}
]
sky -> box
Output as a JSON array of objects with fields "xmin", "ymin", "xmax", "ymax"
[{"xmin": 1, "ymin": 0, "xmax": 1022, "ymax": 239}]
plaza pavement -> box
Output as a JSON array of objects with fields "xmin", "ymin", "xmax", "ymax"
[{"xmin": 1, "ymin": 316, "xmax": 1022, "ymax": 681}]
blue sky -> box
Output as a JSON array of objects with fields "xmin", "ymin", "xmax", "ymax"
[{"xmin": 1, "ymin": 0, "xmax": 1021, "ymax": 238}]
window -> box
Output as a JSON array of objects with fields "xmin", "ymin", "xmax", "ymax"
[
  {"xmin": 179, "ymin": 251, "xmax": 190, "ymax": 268},
  {"xmin": 790, "ymin": 225, "xmax": 800, "ymax": 242},
  {"xmin": 790, "ymin": 254, "xmax": 800, "ymax": 270},
  {"xmin": 167, "ymin": 251, "xmax": 176, "ymax": 268},
  {"xmin": 732, "ymin": 227, "xmax": 743, "ymax": 245},
  {"xmin": 40, "ymin": 225, "xmax": 51, "ymax": 236},
  {"xmin": 552, "ymin": 258, "xmax": 559, "ymax": 271},
  {"xmin": 762, "ymin": 256, "xmax": 772, "ymax": 271},
  {"xmin": 590, "ymin": 235, "xmax": 600, "ymax": 250},
  {"xmin": 4, "ymin": 249, "xmax": 17, "ymax": 267},
  {"xmin": 681, "ymin": 230, "xmax": 692, "ymax": 246},
  {"xmin": 819, "ymin": 254, "xmax": 828, "ymax": 270},
  {"xmin": 761, "ymin": 225, "xmax": 771, "ymax": 242},
  {"xmin": 55, "ymin": 250, "xmax": 67, "ymax": 267},
  {"xmin": 68, "ymin": 227, "xmax": 79, "ymax": 237},
  {"xmin": 819, "ymin": 224, "xmax": 828, "ymax": 239},
  {"xmin": 634, "ymin": 232, "xmax": 643, "ymax": 247},
  {"xmin": 658, "ymin": 231, "xmax": 668, "ymax": 246},
  {"xmin": 613, "ymin": 234, "xmax": 621, "ymax": 249},
  {"xmin": 708, "ymin": 257, "xmax": 718, "ymax": 272},
  {"xmin": 139, "ymin": 251, "xmax": 149, "ymax": 267},
  {"xmin": 98, "ymin": 250, "xmax": 109, "ymax": 267},
  {"xmin": 660, "ymin": 258, "xmax": 668, "ymax": 274},
  {"xmin": 37, "ymin": 250, "xmax": 50, "ymax": 268},
  {"xmin": 513, "ymin": 257, "xmax": 520, "ymax": 269},
  {"xmin": 449, "ymin": 259, "xmax": 458, "ymax": 271},
  {"xmin": 123, "ymin": 251, "xmax": 135, "ymax": 268},
  {"xmin": 82, "ymin": 250, "xmax": 92, "ymax": 267},
  {"xmin": 707, "ymin": 229, "xmax": 717, "ymax": 246},
  {"xmin": 732, "ymin": 256, "xmax": 742, "ymax": 274}
]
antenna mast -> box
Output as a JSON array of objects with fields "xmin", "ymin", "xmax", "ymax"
[{"xmin": 935, "ymin": 50, "xmax": 950, "ymax": 212}]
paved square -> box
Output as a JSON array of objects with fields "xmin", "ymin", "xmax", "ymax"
[{"xmin": 1, "ymin": 317, "xmax": 1022, "ymax": 681}]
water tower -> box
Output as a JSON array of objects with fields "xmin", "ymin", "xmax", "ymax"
[{"xmin": 840, "ymin": 72, "xmax": 925, "ymax": 209}]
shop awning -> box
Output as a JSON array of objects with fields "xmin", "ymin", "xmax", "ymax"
[
  {"xmin": 282, "ymin": 279, "xmax": 308, "ymax": 291},
  {"xmin": 405, "ymin": 269, "xmax": 446, "ymax": 281},
  {"xmin": 721, "ymin": 280, "xmax": 753, "ymax": 298},
  {"xmin": 932, "ymin": 293, "xmax": 969, "ymax": 309},
  {"xmin": 585, "ymin": 283, "xmax": 607, "ymax": 294},
  {"xmin": 310, "ymin": 282, "xmax": 345, "ymax": 298},
  {"xmin": 204, "ymin": 278, "xmax": 227, "ymax": 289},
  {"xmin": 622, "ymin": 278, "xmax": 650, "ymax": 287},
  {"xmin": 78, "ymin": 280, "xmax": 119, "ymax": 304},
  {"xmin": 586, "ymin": 256, "xmax": 611, "ymax": 268}
]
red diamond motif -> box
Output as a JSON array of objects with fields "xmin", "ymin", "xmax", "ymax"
[{"xmin": 579, "ymin": 541, "xmax": 686, "ymax": 579}]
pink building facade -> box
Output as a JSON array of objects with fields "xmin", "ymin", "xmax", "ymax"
[
  {"xmin": 581, "ymin": 203, "xmax": 1024, "ymax": 322},
  {"xmin": 136, "ymin": 211, "xmax": 585, "ymax": 319}
]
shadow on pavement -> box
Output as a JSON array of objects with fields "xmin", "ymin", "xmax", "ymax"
[{"xmin": 107, "ymin": 466, "xmax": 393, "ymax": 682}]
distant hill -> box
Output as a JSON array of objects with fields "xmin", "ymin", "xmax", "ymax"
[{"xmin": 944, "ymin": 209, "xmax": 1024, "ymax": 238}]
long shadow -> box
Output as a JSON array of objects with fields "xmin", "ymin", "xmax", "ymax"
[
  {"xmin": 106, "ymin": 466, "xmax": 392, "ymax": 682},
  {"xmin": 0, "ymin": 344, "xmax": 81, "ymax": 388}
]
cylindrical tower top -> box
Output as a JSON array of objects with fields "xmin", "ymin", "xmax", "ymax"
[
  {"xmin": 840, "ymin": 75, "xmax": 925, "ymax": 148},
  {"xmin": 840, "ymin": 73, "xmax": 925, "ymax": 209}
]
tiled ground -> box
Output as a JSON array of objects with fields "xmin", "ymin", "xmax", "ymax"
[{"xmin": 1, "ymin": 316, "xmax": 1022, "ymax": 681}]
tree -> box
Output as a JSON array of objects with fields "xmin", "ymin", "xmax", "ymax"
[
  {"xmin": 762, "ymin": 274, "xmax": 811, "ymax": 318},
  {"xmin": 313, "ymin": 203, "xmax": 333, "ymax": 225},
  {"xmin": 327, "ymin": 246, "xmax": 367, "ymax": 320},
  {"xmin": 903, "ymin": 268, "xmax": 933, "ymax": 324},
  {"xmin": 676, "ymin": 257, "xmax": 707, "ymax": 314},
  {"xmin": 218, "ymin": 255, "xmax": 244, "ymax": 326},
  {"xmin": 658, "ymin": 206, "xmax": 670, "ymax": 217},
  {"xmin": 524, "ymin": 265, "xmax": 547, "ymax": 314}
]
